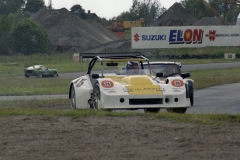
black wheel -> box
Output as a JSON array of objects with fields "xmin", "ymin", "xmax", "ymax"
[
  {"xmin": 188, "ymin": 80, "xmax": 194, "ymax": 106},
  {"xmin": 144, "ymin": 108, "xmax": 160, "ymax": 113},
  {"xmin": 25, "ymin": 74, "xmax": 29, "ymax": 78},
  {"xmin": 53, "ymin": 71, "xmax": 58, "ymax": 77},
  {"xmin": 38, "ymin": 72, "xmax": 43, "ymax": 78},
  {"xmin": 92, "ymin": 82, "xmax": 100, "ymax": 110},
  {"xmin": 190, "ymin": 91, "xmax": 194, "ymax": 106},
  {"xmin": 71, "ymin": 85, "xmax": 76, "ymax": 109},
  {"xmin": 167, "ymin": 108, "xmax": 187, "ymax": 114}
]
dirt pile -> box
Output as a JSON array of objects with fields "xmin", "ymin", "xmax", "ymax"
[
  {"xmin": 151, "ymin": 2, "xmax": 197, "ymax": 26},
  {"xmin": 192, "ymin": 17, "xmax": 223, "ymax": 26},
  {"xmin": 192, "ymin": 17, "xmax": 236, "ymax": 26},
  {"xmin": 30, "ymin": 7, "xmax": 120, "ymax": 53}
]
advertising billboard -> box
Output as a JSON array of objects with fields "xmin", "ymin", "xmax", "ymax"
[{"xmin": 131, "ymin": 26, "xmax": 240, "ymax": 49}]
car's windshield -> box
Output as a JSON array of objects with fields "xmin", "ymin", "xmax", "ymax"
[
  {"xmin": 118, "ymin": 66, "xmax": 150, "ymax": 75},
  {"xmin": 144, "ymin": 64, "xmax": 181, "ymax": 77}
]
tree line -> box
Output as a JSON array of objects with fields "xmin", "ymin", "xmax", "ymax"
[
  {"xmin": 0, "ymin": 0, "xmax": 239, "ymax": 55},
  {"xmin": 0, "ymin": 0, "xmax": 48, "ymax": 55}
]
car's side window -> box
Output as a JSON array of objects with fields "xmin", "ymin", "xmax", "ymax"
[{"xmin": 41, "ymin": 66, "xmax": 47, "ymax": 71}]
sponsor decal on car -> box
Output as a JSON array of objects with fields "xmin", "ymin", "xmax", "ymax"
[
  {"xmin": 173, "ymin": 89, "xmax": 182, "ymax": 92},
  {"xmin": 101, "ymin": 80, "xmax": 114, "ymax": 88},
  {"xmin": 108, "ymin": 90, "xmax": 116, "ymax": 93},
  {"xmin": 171, "ymin": 79, "xmax": 184, "ymax": 87},
  {"xmin": 125, "ymin": 86, "xmax": 163, "ymax": 95}
]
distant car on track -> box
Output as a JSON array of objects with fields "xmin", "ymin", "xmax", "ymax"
[
  {"xmin": 24, "ymin": 65, "xmax": 59, "ymax": 78},
  {"xmin": 68, "ymin": 52, "xmax": 193, "ymax": 113}
]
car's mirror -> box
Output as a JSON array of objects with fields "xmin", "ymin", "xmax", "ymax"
[
  {"xmin": 106, "ymin": 62, "xmax": 118, "ymax": 66},
  {"xmin": 156, "ymin": 72, "xmax": 164, "ymax": 77},
  {"xmin": 181, "ymin": 72, "xmax": 190, "ymax": 78}
]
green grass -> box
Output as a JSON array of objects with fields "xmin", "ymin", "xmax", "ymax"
[
  {"xmin": 0, "ymin": 77, "xmax": 70, "ymax": 96},
  {"xmin": 190, "ymin": 67, "xmax": 240, "ymax": 89},
  {"xmin": 0, "ymin": 54, "xmax": 83, "ymax": 77},
  {"xmin": 156, "ymin": 47, "xmax": 240, "ymax": 56},
  {"xmin": 0, "ymin": 98, "xmax": 69, "ymax": 109},
  {"xmin": 1, "ymin": 52, "xmax": 240, "ymax": 77},
  {"xmin": 1, "ymin": 51, "xmax": 240, "ymax": 120},
  {"xmin": 0, "ymin": 104, "xmax": 240, "ymax": 125},
  {"xmin": 1, "ymin": 67, "xmax": 240, "ymax": 95}
]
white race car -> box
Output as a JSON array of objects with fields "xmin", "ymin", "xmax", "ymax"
[{"xmin": 68, "ymin": 52, "xmax": 192, "ymax": 113}]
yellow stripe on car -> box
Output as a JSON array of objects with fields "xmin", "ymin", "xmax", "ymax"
[{"xmin": 122, "ymin": 76, "xmax": 163, "ymax": 95}]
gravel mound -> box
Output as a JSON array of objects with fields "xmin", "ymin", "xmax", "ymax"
[
  {"xmin": 192, "ymin": 17, "xmax": 223, "ymax": 26},
  {"xmin": 192, "ymin": 17, "xmax": 236, "ymax": 26},
  {"xmin": 30, "ymin": 7, "xmax": 120, "ymax": 53},
  {"xmin": 151, "ymin": 2, "xmax": 197, "ymax": 26}
]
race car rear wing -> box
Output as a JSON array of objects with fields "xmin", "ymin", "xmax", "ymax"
[{"xmin": 79, "ymin": 52, "xmax": 145, "ymax": 59}]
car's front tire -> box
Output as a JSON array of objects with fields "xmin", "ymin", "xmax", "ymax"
[
  {"xmin": 25, "ymin": 74, "xmax": 29, "ymax": 78},
  {"xmin": 71, "ymin": 85, "xmax": 76, "ymax": 109},
  {"xmin": 190, "ymin": 91, "xmax": 194, "ymax": 106},
  {"xmin": 188, "ymin": 80, "xmax": 194, "ymax": 106},
  {"xmin": 167, "ymin": 108, "xmax": 187, "ymax": 113},
  {"xmin": 53, "ymin": 71, "xmax": 58, "ymax": 77},
  {"xmin": 92, "ymin": 82, "xmax": 100, "ymax": 110}
]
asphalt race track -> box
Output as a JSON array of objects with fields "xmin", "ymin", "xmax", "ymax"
[
  {"xmin": 1, "ymin": 62, "xmax": 240, "ymax": 114},
  {"xmin": 187, "ymin": 83, "xmax": 240, "ymax": 114}
]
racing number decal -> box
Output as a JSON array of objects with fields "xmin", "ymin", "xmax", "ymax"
[
  {"xmin": 171, "ymin": 79, "xmax": 184, "ymax": 87},
  {"xmin": 101, "ymin": 80, "xmax": 114, "ymax": 88}
]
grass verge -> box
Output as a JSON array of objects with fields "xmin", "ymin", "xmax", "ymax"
[
  {"xmin": 0, "ymin": 107, "xmax": 240, "ymax": 125},
  {"xmin": 0, "ymin": 99, "xmax": 240, "ymax": 124},
  {"xmin": 0, "ymin": 77, "xmax": 70, "ymax": 96},
  {"xmin": 1, "ymin": 67, "xmax": 240, "ymax": 95}
]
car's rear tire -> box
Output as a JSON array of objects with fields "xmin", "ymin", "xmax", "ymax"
[
  {"xmin": 38, "ymin": 72, "xmax": 43, "ymax": 78},
  {"xmin": 167, "ymin": 108, "xmax": 187, "ymax": 113},
  {"xmin": 71, "ymin": 85, "xmax": 76, "ymax": 109},
  {"xmin": 25, "ymin": 74, "xmax": 29, "ymax": 78},
  {"xmin": 92, "ymin": 82, "xmax": 100, "ymax": 110},
  {"xmin": 144, "ymin": 108, "xmax": 160, "ymax": 113}
]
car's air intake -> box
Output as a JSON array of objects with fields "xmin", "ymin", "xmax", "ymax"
[{"xmin": 129, "ymin": 98, "xmax": 163, "ymax": 105}]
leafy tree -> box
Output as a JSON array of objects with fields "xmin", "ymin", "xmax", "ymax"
[
  {"xmin": 13, "ymin": 19, "xmax": 50, "ymax": 55},
  {"xmin": 225, "ymin": 4, "xmax": 240, "ymax": 23},
  {"xmin": 0, "ymin": 0, "xmax": 24, "ymax": 15},
  {"xmin": 180, "ymin": 0, "xmax": 240, "ymax": 22},
  {"xmin": 0, "ymin": 16, "xmax": 12, "ymax": 55},
  {"xmin": 116, "ymin": 11, "xmax": 138, "ymax": 21},
  {"xmin": 24, "ymin": 0, "xmax": 45, "ymax": 13},
  {"xmin": 8, "ymin": 12, "xmax": 32, "ymax": 28},
  {"xmin": 0, "ymin": 16, "xmax": 11, "ymax": 37},
  {"xmin": 92, "ymin": 17, "xmax": 112, "ymax": 26},
  {"xmin": 116, "ymin": 0, "xmax": 165, "ymax": 24},
  {"xmin": 70, "ymin": 4, "xmax": 87, "ymax": 19},
  {"xmin": 180, "ymin": 0, "xmax": 210, "ymax": 19},
  {"xmin": 0, "ymin": 12, "xmax": 33, "ymax": 55}
]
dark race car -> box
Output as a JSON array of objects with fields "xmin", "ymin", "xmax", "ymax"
[{"xmin": 24, "ymin": 65, "xmax": 59, "ymax": 78}]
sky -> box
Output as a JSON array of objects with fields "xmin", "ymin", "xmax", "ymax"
[{"xmin": 43, "ymin": 0, "xmax": 181, "ymax": 19}]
